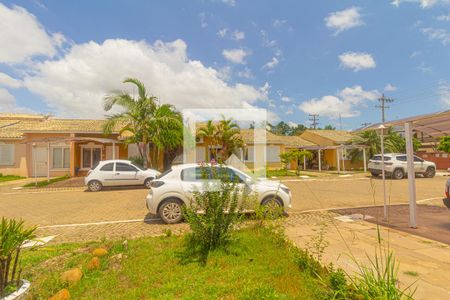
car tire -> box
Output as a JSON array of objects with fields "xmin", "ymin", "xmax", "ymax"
[
  {"xmin": 370, "ymin": 172, "xmax": 379, "ymax": 177},
  {"xmin": 261, "ymin": 196, "xmax": 283, "ymax": 208},
  {"xmin": 392, "ymin": 168, "xmax": 404, "ymax": 180},
  {"xmin": 158, "ymin": 198, "xmax": 184, "ymax": 224},
  {"xmin": 88, "ymin": 180, "xmax": 102, "ymax": 192},
  {"xmin": 144, "ymin": 177, "xmax": 154, "ymax": 188},
  {"xmin": 423, "ymin": 167, "xmax": 436, "ymax": 178}
]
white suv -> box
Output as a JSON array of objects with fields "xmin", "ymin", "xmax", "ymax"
[
  {"xmin": 85, "ymin": 160, "xmax": 160, "ymax": 191},
  {"xmin": 146, "ymin": 164, "xmax": 292, "ymax": 224},
  {"xmin": 368, "ymin": 153, "xmax": 436, "ymax": 179}
]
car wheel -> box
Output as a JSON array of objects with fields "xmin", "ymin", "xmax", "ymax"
[
  {"xmin": 392, "ymin": 168, "xmax": 404, "ymax": 180},
  {"xmin": 423, "ymin": 167, "xmax": 435, "ymax": 178},
  {"xmin": 370, "ymin": 172, "xmax": 379, "ymax": 177},
  {"xmin": 159, "ymin": 199, "xmax": 183, "ymax": 224},
  {"xmin": 88, "ymin": 180, "xmax": 102, "ymax": 192},
  {"xmin": 144, "ymin": 177, "xmax": 154, "ymax": 188}
]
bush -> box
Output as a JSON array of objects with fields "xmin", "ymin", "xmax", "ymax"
[
  {"xmin": 0, "ymin": 218, "xmax": 36, "ymax": 297},
  {"xmin": 181, "ymin": 165, "xmax": 244, "ymax": 264},
  {"xmin": 129, "ymin": 155, "xmax": 144, "ymax": 168}
]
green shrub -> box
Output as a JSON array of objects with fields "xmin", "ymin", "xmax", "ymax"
[
  {"xmin": 181, "ymin": 165, "xmax": 243, "ymax": 264},
  {"xmin": 129, "ymin": 155, "xmax": 144, "ymax": 168},
  {"xmin": 0, "ymin": 218, "xmax": 36, "ymax": 297}
]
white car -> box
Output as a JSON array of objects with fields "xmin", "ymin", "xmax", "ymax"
[
  {"xmin": 368, "ymin": 153, "xmax": 436, "ymax": 179},
  {"xmin": 146, "ymin": 164, "xmax": 292, "ymax": 224},
  {"xmin": 85, "ymin": 160, "xmax": 160, "ymax": 192},
  {"xmin": 444, "ymin": 179, "xmax": 450, "ymax": 209}
]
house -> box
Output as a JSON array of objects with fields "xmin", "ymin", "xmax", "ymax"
[
  {"xmin": 299, "ymin": 130, "xmax": 364, "ymax": 171},
  {"xmin": 0, "ymin": 113, "xmax": 141, "ymax": 178}
]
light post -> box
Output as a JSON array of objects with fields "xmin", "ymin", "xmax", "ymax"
[
  {"xmin": 32, "ymin": 143, "xmax": 37, "ymax": 187},
  {"xmin": 377, "ymin": 125, "xmax": 388, "ymax": 221}
]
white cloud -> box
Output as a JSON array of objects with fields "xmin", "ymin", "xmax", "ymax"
[
  {"xmin": 285, "ymin": 109, "xmax": 293, "ymax": 115},
  {"xmin": 0, "ymin": 3, "xmax": 63, "ymax": 63},
  {"xmin": 325, "ymin": 7, "xmax": 363, "ymax": 35},
  {"xmin": 298, "ymin": 86, "xmax": 379, "ymax": 118},
  {"xmin": 438, "ymin": 81, "xmax": 450, "ymax": 106},
  {"xmin": 339, "ymin": 52, "xmax": 376, "ymax": 71},
  {"xmin": 281, "ymin": 96, "xmax": 292, "ymax": 102},
  {"xmin": 199, "ymin": 12, "xmax": 208, "ymax": 28},
  {"xmin": 217, "ymin": 28, "xmax": 228, "ymax": 38},
  {"xmin": 22, "ymin": 39, "xmax": 267, "ymax": 118},
  {"xmin": 437, "ymin": 14, "xmax": 450, "ymax": 21},
  {"xmin": 421, "ymin": 27, "xmax": 450, "ymax": 45},
  {"xmin": 221, "ymin": 0, "xmax": 236, "ymax": 6},
  {"xmin": 222, "ymin": 48, "xmax": 249, "ymax": 64},
  {"xmin": 272, "ymin": 19, "xmax": 287, "ymax": 28},
  {"xmin": 260, "ymin": 30, "xmax": 277, "ymax": 48},
  {"xmin": 0, "ymin": 72, "xmax": 22, "ymax": 88},
  {"xmin": 417, "ymin": 61, "xmax": 433, "ymax": 72},
  {"xmin": 231, "ymin": 30, "xmax": 245, "ymax": 40},
  {"xmin": 0, "ymin": 88, "xmax": 16, "ymax": 110},
  {"xmin": 237, "ymin": 67, "xmax": 254, "ymax": 79},
  {"xmin": 384, "ymin": 83, "xmax": 397, "ymax": 92},
  {"xmin": 262, "ymin": 57, "xmax": 279, "ymax": 70},
  {"xmin": 391, "ymin": 0, "xmax": 450, "ymax": 8}
]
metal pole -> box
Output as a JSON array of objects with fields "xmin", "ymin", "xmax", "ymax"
[
  {"xmin": 47, "ymin": 142, "xmax": 50, "ymax": 182},
  {"xmin": 380, "ymin": 127, "xmax": 387, "ymax": 220},
  {"xmin": 405, "ymin": 122, "xmax": 417, "ymax": 228},
  {"xmin": 318, "ymin": 149, "xmax": 322, "ymax": 172},
  {"xmin": 303, "ymin": 155, "xmax": 306, "ymax": 170},
  {"xmin": 336, "ymin": 148, "xmax": 340, "ymax": 173},
  {"xmin": 363, "ymin": 147, "xmax": 367, "ymax": 173}
]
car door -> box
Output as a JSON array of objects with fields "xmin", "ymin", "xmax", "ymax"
[
  {"xmin": 180, "ymin": 167, "xmax": 209, "ymax": 203},
  {"xmin": 114, "ymin": 162, "xmax": 140, "ymax": 186},
  {"xmin": 413, "ymin": 156, "xmax": 425, "ymax": 172},
  {"xmin": 98, "ymin": 162, "xmax": 115, "ymax": 186}
]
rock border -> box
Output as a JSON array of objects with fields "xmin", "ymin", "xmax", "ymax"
[{"xmin": 1, "ymin": 279, "xmax": 31, "ymax": 300}]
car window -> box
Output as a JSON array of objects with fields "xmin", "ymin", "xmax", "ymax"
[
  {"xmin": 100, "ymin": 163, "xmax": 114, "ymax": 171},
  {"xmin": 116, "ymin": 162, "xmax": 138, "ymax": 172},
  {"xmin": 371, "ymin": 155, "xmax": 391, "ymax": 161},
  {"xmin": 157, "ymin": 168, "xmax": 172, "ymax": 179},
  {"xmin": 181, "ymin": 167, "xmax": 211, "ymax": 181},
  {"xmin": 396, "ymin": 156, "xmax": 407, "ymax": 162},
  {"xmin": 213, "ymin": 167, "xmax": 244, "ymax": 183},
  {"xmin": 414, "ymin": 156, "xmax": 423, "ymax": 162}
]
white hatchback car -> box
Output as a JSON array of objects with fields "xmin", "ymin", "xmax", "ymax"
[
  {"xmin": 146, "ymin": 164, "xmax": 292, "ymax": 224},
  {"xmin": 368, "ymin": 153, "xmax": 436, "ymax": 179},
  {"xmin": 85, "ymin": 160, "xmax": 160, "ymax": 192}
]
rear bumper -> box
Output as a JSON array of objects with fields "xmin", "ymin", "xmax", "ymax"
[{"xmin": 443, "ymin": 198, "xmax": 450, "ymax": 209}]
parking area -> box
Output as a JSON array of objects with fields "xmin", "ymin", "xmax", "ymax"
[{"xmin": 0, "ymin": 175, "xmax": 448, "ymax": 242}]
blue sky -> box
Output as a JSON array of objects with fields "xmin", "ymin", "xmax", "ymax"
[{"xmin": 0, "ymin": 0, "xmax": 449, "ymax": 129}]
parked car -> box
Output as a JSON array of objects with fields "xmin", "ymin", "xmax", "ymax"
[
  {"xmin": 85, "ymin": 160, "xmax": 160, "ymax": 192},
  {"xmin": 146, "ymin": 164, "xmax": 292, "ymax": 224},
  {"xmin": 444, "ymin": 179, "xmax": 450, "ymax": 209},
  {"xmin": 368, "ymin": 153, "xmax": 436, "ymax": 179}
]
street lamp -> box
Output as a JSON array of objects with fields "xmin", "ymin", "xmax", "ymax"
[{"xmin": 377, "ymin": 125, "xmax": 388, "ymax": 221}]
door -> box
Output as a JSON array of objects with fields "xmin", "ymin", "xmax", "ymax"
[
  {"xmin": 114, "ymin": 162, "xmax": 140, "ymax": 185},
  {"xmin": 33, "ymin": 147, "xmax": 48, "ymax": 177},
  {"xmin": 414, "ymin": 156, "xmax": 425, "ymax": 172},
  {"xmin": 180, "ymin": 167, "xmax": 208, "ymax": 202}
]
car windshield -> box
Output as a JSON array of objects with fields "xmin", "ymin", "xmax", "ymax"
[{"xmin": 371, "ymin": 155, "xmax": 391, "ymax": 161}]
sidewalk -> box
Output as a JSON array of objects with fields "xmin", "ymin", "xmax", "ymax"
[{"xmin": 285, "ymin": 212, "xmax": 450, "ymax": 300}]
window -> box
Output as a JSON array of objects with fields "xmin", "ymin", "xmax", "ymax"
[
  {"xmin": 266, "ymin": 146, "xmax": 281, "ymax": 162},
  {"xmin": 396, "ymin": 156, "xmax": 407, "ymax": 162},
  {"xmin": 181, "ymin": 167, "xmax": 211, "ymax": 181},
  {"xmin": 52, "ymin": 147, "xmax": 70, "ymax": 169},
  {"xmin": 100, "ymin": 163, "xmax": 114, "ymax": 171},
  {"xmin": 82, "ymin": 147, "xmax": 102, "ymax": 169},
  {"xmin": 414, "ymin": 156, "xmax": 423, "ymax": 162},
  {"xmin": 371, "ymin": 155, "xmax": 391, "ymax": 161},
  {"xmin": 0, "ymin": 143, "xmax": 14, "ymax": 166},
  {"xmin": 116, "ymin": 162, "xmax": 138, "ymax": 172}
]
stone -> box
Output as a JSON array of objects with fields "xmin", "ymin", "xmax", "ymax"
[
  {"xmin": 49, "ymin": 288, "xmax": 70, "ymax": 300},
  {"xmin": 92, "ymin": 248, "xmax": 108, "ymax": 257},
  {"xmin": 86, "ymin": 257, "xmax": 100, "ymax": 270},
  {"xmin": 122, "ymin": 240, "xmax": 128, "ymax": 250},
  {"xmin": 60, "ymin": 268, "xmax": 82, "ymax": 284}
]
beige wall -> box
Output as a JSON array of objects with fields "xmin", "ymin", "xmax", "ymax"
[{"xmin": 0, "ymin": 140, "xmax": 28, "ymax": 177}]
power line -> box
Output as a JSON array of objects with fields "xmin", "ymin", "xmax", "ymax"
[
  {"xmin": 308, "ymin": 114, "xmax": 319, "ymax": 129},
  {"xmin": 375, "ymin": 94, "xmax": 395, "ymax": 123}
]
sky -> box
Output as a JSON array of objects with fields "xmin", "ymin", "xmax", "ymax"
[{"xmin": 0, "ymin": 0, "xmax": 450, "ymax": 130}]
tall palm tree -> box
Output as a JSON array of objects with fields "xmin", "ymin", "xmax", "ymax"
[{"xmin": 103, "ymin": 78, "xmax": 182, "ymax": 169}]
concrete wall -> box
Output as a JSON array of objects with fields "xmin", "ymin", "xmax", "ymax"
[{"xmin": 0, "ymin": 141, "xmax": 28, "ymax": 177}]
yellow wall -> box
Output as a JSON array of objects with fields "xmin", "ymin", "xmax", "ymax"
[{"xmin": 0, "ymin": 141, "xmax": 28, "ymax": 177}]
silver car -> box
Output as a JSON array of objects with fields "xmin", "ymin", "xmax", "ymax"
[
  {"xmin": 85, "ymin": 160, "xmax": 160, "ymax": 191},
  {"xmin": 146, "ymin": 164, "xmax": 292, "ymax": 224},
  {"xmin": 368, "ymin": 153, "xmax": 436, "ymax": 179}
]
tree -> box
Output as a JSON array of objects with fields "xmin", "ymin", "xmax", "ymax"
[
  {"xmin": 438, "ymin": 136, "xmax": 450, "ymax": 153},
  {"xmin": 268, "ymin": 121, "xmax": 307, "ymax": 136},
  {"xmin": 103, "ymin": 78, "xmax": 183, "ymax": 169},
  {"xmin": 279, "ymin": 149, "xmax": 313, "ymax": 175},
  {"xmin": 197, "ymin": 117, "xmax": 244, "ymax": 162},
  {"xmin": 323, "ymin": 124, "xmax": 336, "ymax": 130}
]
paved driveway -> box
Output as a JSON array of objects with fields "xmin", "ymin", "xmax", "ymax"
[{"xmin": 0, "ymin": 175, "xmax": 446, "ymax": 242}]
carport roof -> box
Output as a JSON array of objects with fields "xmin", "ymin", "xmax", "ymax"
[{"xmin": 358, "ymin": 110, "xmax": 450, "ymax": 138}]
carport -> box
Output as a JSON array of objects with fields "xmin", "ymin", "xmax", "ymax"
[{"xmin": 364, "ymin": 110, "xmax": 450, "ymax": 228}]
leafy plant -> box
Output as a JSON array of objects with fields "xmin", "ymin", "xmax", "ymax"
[
  {"xmin": 128, "ymin": 155, "xmax": 144, "ymax": 168},
  {"xmin": 0, "ymin": 218, "xmax": 36, "ymax": 297},
  {"xmin": 438, "ymin": 136, "xmax": 450, "ymax": 153},
  {"xmin": 279, "ymin": 149, "xmax": 313, "ymax": 175},
  {"xmin": 181, "ymin": 165, "xmax": 243, "ymax": 264}
]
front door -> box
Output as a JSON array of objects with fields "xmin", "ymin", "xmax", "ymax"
[{"xmin": 33, "ymin": 147, "xmax": 48, "ymax": 177}]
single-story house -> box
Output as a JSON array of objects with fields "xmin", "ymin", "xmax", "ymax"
[{"xmin": 0, "ymin": 113, "xmax": 142, "ymax": 178}]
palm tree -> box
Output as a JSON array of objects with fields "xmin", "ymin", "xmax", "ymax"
[
  {"xmin": 103, "ymin": 78, "xmax": 182, "ymax": 169},
  {"xmin": 198, "ymin": 120, "xmax": 218, "ymax": 160}
]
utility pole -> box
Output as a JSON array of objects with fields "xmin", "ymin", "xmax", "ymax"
[
  {"xmin": 309, "ymin": 114, "xmax": 319, "ymax": 129},
  {"xmin": 375, "ymin": 94, "xmax": 395, "ymax": 123}
]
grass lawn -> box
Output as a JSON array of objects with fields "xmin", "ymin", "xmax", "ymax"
[
  {"xmin": 22, "ymin": 175, "xmax": 70, "ymax": 188},
  {"xmin": 0, "ymin": 174, "xmax": 24, "ymax": 183},
  {"xmin": 266, "ymin": 169, "xmax": 317, "ymax": 178},
  {"xmin": 21, "ymin": 228, "xmax": 334, "ymax": 299}
]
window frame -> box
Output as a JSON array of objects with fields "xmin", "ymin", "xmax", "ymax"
[
  {"xmin": 51, "ymin": 146, "xmax": 70, "ymax": 170},
  {"xmin": 0, "ymin": 143, "xmax": 15, "ymax": 166},
  {"xmin": 80, "ymin": 145, "xmax": 103, "ymax": 170}
]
